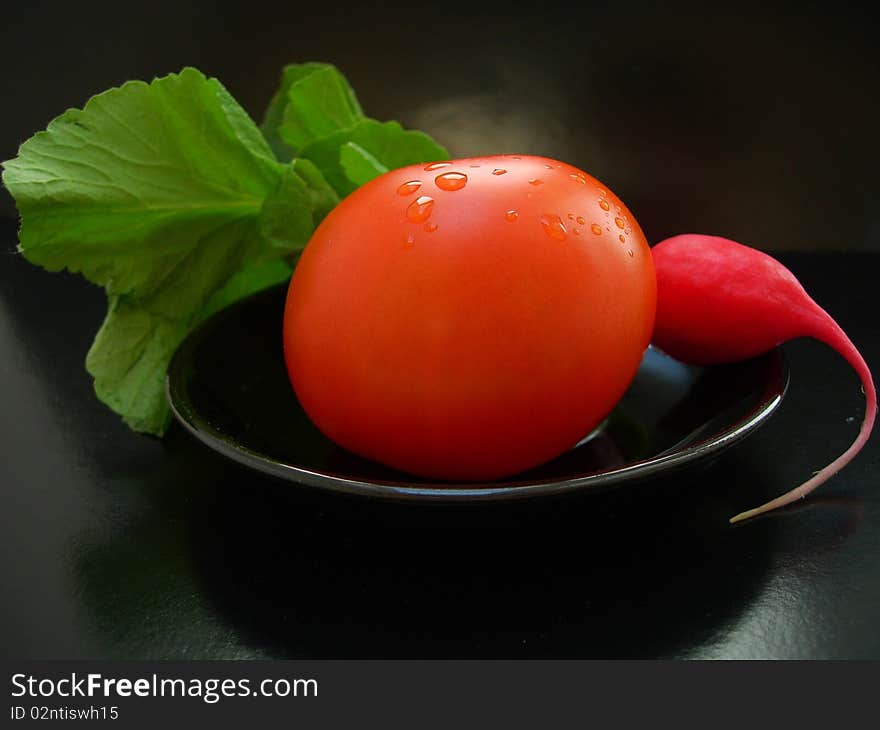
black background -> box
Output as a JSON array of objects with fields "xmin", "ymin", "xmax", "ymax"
[
  {"xmin": 3, "ymin": 0, "xmax": 880, "ymax": 251},
  {"xmin": 2, "ymin": 1, "xmax": 879, "ymax": 660}
]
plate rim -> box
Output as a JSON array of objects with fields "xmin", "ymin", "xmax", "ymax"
[{"xmin": 165, "ymin": 288, "xmax": 790, "ymax": 502}]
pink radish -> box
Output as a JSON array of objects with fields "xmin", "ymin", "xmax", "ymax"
[{"xmin": 651, "ymin": 234, "xmax": 876, "ymax": 524}]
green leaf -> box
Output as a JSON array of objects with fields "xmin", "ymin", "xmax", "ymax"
[
  {"xmin": 259, "ymin": 164, "xmax": 321, "ymax": 251},
  {"xmin": 260, "ymin": 62, "xmax": 334, "ymax": 162},
  {"xmin": 2, "ymin": 68, "xmax": 321, "ymax": 435},
  {"xmin": 276, "ymin": 65, "xmax": 364, "ymax": 151},
  {"xmin": 339, "ymin": 141, "xmax": 388, "ymax": 187},
  {"xmin": 258, "ymin": 160, "xmax": 340, "ymax": 252},
  {"xmin": 201, "ymin": 260, "xmax": 293, "ymax": 320},
  {"xmin": 262, "ymin": 62, "xmax": 448, "ymax": 197},
  {"xmin": 300, "ymin": 119, "xmax": 449, "ymax": 196},
  {"xmin": 2, "ymin": 67, "xmax": 289, "ymax": 304},
  {"xmin": 86, "ymin": 296, "xmax": 190, "ymax": 435},
  {"xmin": 214, "ymin": 83, "xmax": 281, "ymax": 167},
  {"xmin": 87, "ymin": 259, "xmax": 294, "ymax": 436},
  {"xmin": 292, "ymin": 157, "xmax": 340, "ymax": 223}
]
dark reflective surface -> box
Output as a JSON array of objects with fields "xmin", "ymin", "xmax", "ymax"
[
  {"xmin": 2, "ymin": 1, "xmax": 880, "ymax": 659},
  {"xmin": 167, "ymin": 283, "xmax": 786, "ymax": 500},
  {"xmin": 2, "ymin": 225, "xmax": 879, "ymax": 659}
]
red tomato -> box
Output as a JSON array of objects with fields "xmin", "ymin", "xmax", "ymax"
[{"xmin": 283, "ymin": 155, "xmax": 656, "ymax": 480}]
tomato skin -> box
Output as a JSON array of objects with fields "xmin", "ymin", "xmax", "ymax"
[{"xmin": 283, "ymin": 155, "xmax": 656, "ymax": 480}]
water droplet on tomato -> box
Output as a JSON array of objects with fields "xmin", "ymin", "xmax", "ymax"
[
  {"xmin": 492, "ymin": 168, "xmax": 507, "ymax": 175},
  {"xmin": 615, "ymin": 217, "xmax": 625, "ymax": 229},
  {"xmin": 406, "ymin": 195, "xmax": 435, "ymax": 223},
  {"xmin": 469, "ymin": 163, "xmax": 481, "ymax": 168},
  {"xmin": 599, "ymin": 189, "xmax": 607, "ymax": 197},
  {"xmin": 544, "ymin": 164, "xmax": 553, "ymax": 169},
  {"xmin": 576, "ymin": 215, "xmax": 585, "ymax": 225},
  {"xmin": 590, "ymin": 223, "xmax": 602, "ymax": 235},
  {"xmin": 505, "ymin": 209, "xmax": 519, "ymax": 222},
  {"xmin": 573, "ymin": 229, "xmax": 581, "ymax": 237},
  {"xmin": 599, "ymin": 199, "xmax": 610, "ymax": 211},
  {"xmin": 529, "ymin": 178, "xmax": 544, "ymax": 186},
  {"xmin": 397, "ymin": 180, "xmax": 421, "ymax": 196},
  {"xmin": 404, "ymin": 234, "xmax": 415, "ymax": 248},
  {"xmin": 435, "ymin": 172, "xmax": 467, "ymax": 191},
  {"xmin": 424, "ymin": 222, "xmax": 438, "ymax": 232},
  {"xmin": 512, "ymin": 156, "xmax": 522, "ymax": 160},
  {"xmin": 539, "ymin": 214, "xmax": 567, "ymax": 241},
  {"xmin": 570, "ymin": 173, "xmax": 587, "ymax": 185},
  {"xmin": 627, "ymin": 249, "xmax": 634, "ymax": 257},
  {"xmin": 424, "ymin": 162, "xmax": 450, "ymax": 171},
  {"xmin": 619, "ymin": 234, "xmax": 626, "ymax": 243},
  {"xmin": 567, "ymin": 213, "xmax": 575, "ymax": 220}
]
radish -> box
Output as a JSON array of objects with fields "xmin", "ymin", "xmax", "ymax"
[{"xmin": 651, "ymin": 234, "xmax": 876, "ymax": 524}]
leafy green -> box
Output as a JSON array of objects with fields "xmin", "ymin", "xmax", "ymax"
[
  {"xmin": 260, "ymin": 62, "xmax": 344, "ymax": 162},
  {"xmin": 300, "ymin": 119, "xmax": 448, "ymax": 196},
  {"xmin": 3, "ymin": 68, "xmax": 300, "ymax": 307},
  {"xmin": 279, "ymin": 65, "xmax": 364, "ymax": 150},
  {"xmin": 263, "ymin": 63, "xmax": 449, "ymax": 195},
  {"xmin": 2, "ymin": 62, "xmax": 448, "ymax": 437},
  {"xmin": 259, "ymin": 162, "xmax": 326, "ymax": 252},
  {"xmin": 3, "ymin": 68, "xmax": 318, "ymax": 435},
  {"xmin": 339, "ymin": 141, "xmax": 389, "ymax": 187},
  {"xmin": 85, "ymin": 297, "xmax": 190, "ymax": 434},
  {"xmin": 292, "ymin": 157, "xmax": 340, "ymax": 221},
  {"xmin": 201, "ymin": 260, "xmax": 294, "ymax": 320}
]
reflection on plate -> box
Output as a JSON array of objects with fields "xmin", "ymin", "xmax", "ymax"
[{"xmin": 166, "ymin": 284, "xmax": 788, "ymax": 501}]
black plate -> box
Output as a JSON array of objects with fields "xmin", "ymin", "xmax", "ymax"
[{"xmin": 166, "ymin": 284, "xmax": 788, "ymax": 501}]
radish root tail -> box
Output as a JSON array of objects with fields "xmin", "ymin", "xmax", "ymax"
[{"xmin": 730, "ymin": 317, "xmax": 876, "ymax": 524}]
